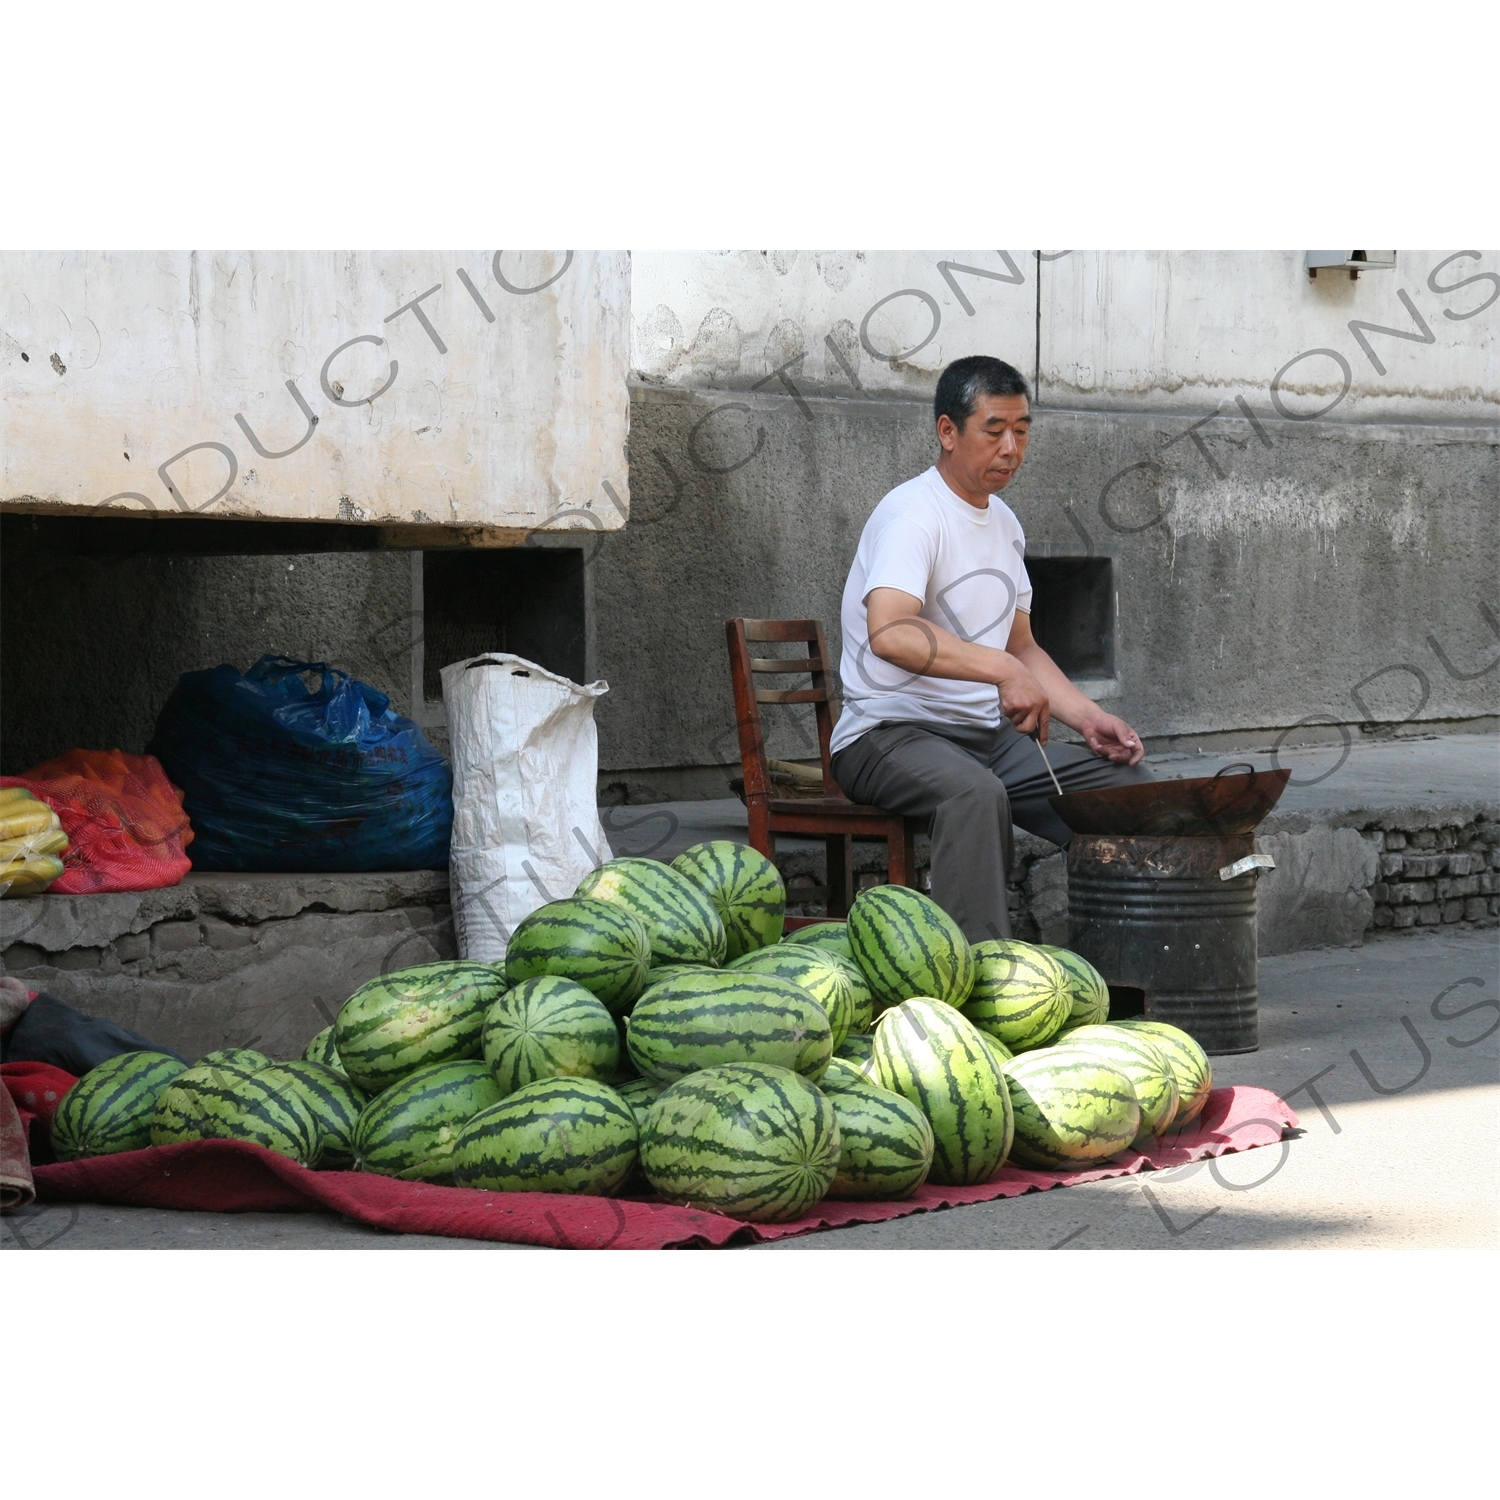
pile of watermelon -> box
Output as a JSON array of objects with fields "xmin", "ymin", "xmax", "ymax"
[{"xmin": 49, "ymin": 843, "xmax": 1215, "ymax": 1225}]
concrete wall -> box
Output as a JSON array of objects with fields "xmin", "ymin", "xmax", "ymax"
[
  {"xmin": 2, "ymin": 251, "xmax": 1495, "ymax": 792},
  {"xmin": 1, "ymin": 250, "xmax": 630, "ymax": 536}
]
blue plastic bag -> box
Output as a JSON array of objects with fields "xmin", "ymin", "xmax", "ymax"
[{"xmin": 149, "ymin": 656, "xmax": 452, "ymax": 872}]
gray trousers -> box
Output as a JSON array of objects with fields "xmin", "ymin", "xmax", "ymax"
[{"xmin": 830, "ymin": 719, "xmax": 1154, "ymax": 944}]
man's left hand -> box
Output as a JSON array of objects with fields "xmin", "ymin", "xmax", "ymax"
[{"xmin": 1079, "ymin": 711, "xmax": 1146, "ymax": 766}]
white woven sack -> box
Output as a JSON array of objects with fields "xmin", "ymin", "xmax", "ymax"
[{"xmin": 442, "ymin": 654, "xmax": 612, "ymax": 964}]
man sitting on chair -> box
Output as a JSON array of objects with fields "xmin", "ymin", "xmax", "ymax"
[{"xmin": 830, "ymin": 354, "xmax": 1153, "ymax": 943}]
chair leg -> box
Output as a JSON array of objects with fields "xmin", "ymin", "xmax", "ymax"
[
  {"xmin": 747, "ymin": 797, "xmax": 774, "ymax": 863},
  {"xmin": 887, "ymin": 823, "xmax": 910, "ymax": 888},
  {"xmin": 826, "ymin": 835, "xmax": 853, "ymax": 917}
]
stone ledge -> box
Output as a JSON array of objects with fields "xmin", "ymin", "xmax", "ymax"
[{"xmin": 0, "ymin": 869, "xmax": 449, "ymax": 955}]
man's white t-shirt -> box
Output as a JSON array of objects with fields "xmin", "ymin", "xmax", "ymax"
[{"xmin": 830, "ymin": 466, "xmax": 1032, "ymax": 755}]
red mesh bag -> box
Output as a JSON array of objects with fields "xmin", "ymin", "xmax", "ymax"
[{"xmin": 2, "ymin": 750, "xmax": 194, "ymax": 894}]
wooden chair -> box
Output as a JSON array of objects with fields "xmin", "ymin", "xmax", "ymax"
[{"xmin": 726, "ymin": 617, "xmax": 919, "ymax": 925}]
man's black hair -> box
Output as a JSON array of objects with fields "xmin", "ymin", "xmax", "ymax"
[{"xmin": 934, "ymin": 356, "xmax": 1031, "ymax": 429}]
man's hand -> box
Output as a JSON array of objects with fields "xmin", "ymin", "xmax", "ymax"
[
  {"xmin": 997, "ymin": 661, "xmax": 1051, "ymax": 740},
  {"xmin": 1077, "ymin": 710, "xmax": 1146, "ymax": 766}
]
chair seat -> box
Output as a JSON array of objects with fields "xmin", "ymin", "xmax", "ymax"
[{"xmin": 765, "ymin": 796, "xmax": 902, "ymax": 819}]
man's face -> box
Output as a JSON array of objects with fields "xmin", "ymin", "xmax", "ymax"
[{"xmin": 937, "ymin": 394, "xmax": 1031, "ymax": 491}]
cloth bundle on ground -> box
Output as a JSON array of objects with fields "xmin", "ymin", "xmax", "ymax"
[
  {"xmin": 29, "ymin": 1085, "xmax": 1297, "ymax": 1249},
  {"xmin": 149, "ymin": 655, "xmax": 452, "ymax": 872},
  {"xmin": 1, "ymin": 992, "xmax": 185, "ymax": 1074},
  {"xmin": 1, "ymin": 750, "xmax": 193, "ymax": 894}
]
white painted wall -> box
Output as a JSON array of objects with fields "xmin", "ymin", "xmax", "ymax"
[
  {"xmin": 1, "ymin": 251, "xmax": 631, "ymax": 533},
  {"xmin": 632, "ymin": 250, "xmax": 1500, "ymax": 422}
]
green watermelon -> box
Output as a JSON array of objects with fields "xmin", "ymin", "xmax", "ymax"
[
  {"xmin": 197, "ymin": 1047, "xmax": 273, "ymax": 1073},
  {"xmin": 1058, "ymin": 1025, "xmax": 1179, "ymax": 1142},
  {"xmin": 872, "ymin": 998, "xmax": 1012, "ymax": 1185},
  {"xmin": 976, "ymin": 1030, "xmax": 1015, "ymax": 1069},
  {"xmin": 818, "ymin": 1055, "xmax": 873, "ymax": 1092},
  {"xmin": 848, "ymin": 886, "xmax": 974, "ymax": 1011},
  {"xmin": 626, "ymin": 970, "xmax": 833, "ymax": 1085},
  {"xmin": 1038, "ymin": 945, "xmax": 1111, "ymax": 1032},
  {"xmin": 256, "ymin": 1060, "xmax": 366, "ymax": 1168},
  {"xmin": 671, "ymin": 840, "xmax": 785, "ymax": 960},
  {"xmin": 823, "ymin": 1080, "xmax": 935, "ymax": 1200},
  {"xmin": 615, "ymin": 1075, "xmax": 666, "ymax": 1126},
  {"xmin": 830, "ymin": 954, "xmax": 874, "ymax": 1033},
  {"xmin": 302, "ymin": 1026, "xmax": 345, "ymax": 1074},
  {"xmin": 834, "ymin": 1032, "xmax": 875, "ymax": 1063},
  {"xmin": 451, "ymin": 1077, "xmax": 639, "ymax": 1196},
  {"xmin": 1001, "ymin": 1048, "xmax": 1141, "ymax": 1168},
  {"xmin": 728, "ymin": 944, "xmax": 856, "ymax": 1050},
  {"xmin": 150, "ymin": 1064, "xmax": 318, "ymax": 1163},
  {"xmin": 575, "ymin": 857, "xmax": 727, "ymax": 968},
  {"xmin": 783, "ymin": 921, "xmax": 855, "ymax": 965},
  {"xmin": 353, "ymin": 1060, "xmax": 502, "ymax": 1182},
  {"xmin": 639, "ymin": 1063, "xmax": 840, "ymax": 1222},
  {"xmin": 642, "ymin": 963, "xmax": 715, "ymax": 985},
  {"xmin": 504, "ymin": 897, "xmax": 652, "ymax": 1015},
  {"xmin": 963, "ymin": 940, "xmax": 1072, "ymax": 1052},
  {"xmin": 50, "ymin": 1051, "xmax": 187, "ymax": 1160},
  {"xmin": 334, "ymin": 961, "xmax": 503, "ymax": 1095},
  {"xmin": 481, "ymin": 975, "xmax": 619, "ymax": 1096},
  {"xmin": 1113, "ymin": 1020, "xmax": 1213, "ymax": 1128}
]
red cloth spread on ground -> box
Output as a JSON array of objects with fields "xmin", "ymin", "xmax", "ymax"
[
  {"xmin": 3, "ymin": 749, "xmax": 192, "ymax": 894},
  {"xmin": 31, "ymin": 1085, "xmax": 1297, "ymax": 1249}
]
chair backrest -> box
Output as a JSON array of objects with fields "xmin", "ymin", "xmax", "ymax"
[{"xmin": 725, "ymin": 618, "xmax": 842, "ymax": 801}]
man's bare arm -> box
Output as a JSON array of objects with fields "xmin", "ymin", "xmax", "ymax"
[
  {"xmin": 864, "ymin": 587, "xmax": 1052, "ymax": 738},
  {"xmin": 1005, "ymin": 610, "xmax": 1145, "ymax": 765}
]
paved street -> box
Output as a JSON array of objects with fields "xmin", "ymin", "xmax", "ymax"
[{"xmin": 4, "ymin": 926, "xmax": 1496, "ymax": 1252}]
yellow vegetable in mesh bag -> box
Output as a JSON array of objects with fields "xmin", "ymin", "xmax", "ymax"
[{"xmin": 1, "ymin": 854, "xmax": 66, "ymax": 897}]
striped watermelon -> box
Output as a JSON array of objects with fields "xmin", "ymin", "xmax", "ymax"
[
  {"xmin": 834, "ymin": 1032, "xmax": 875, "ymax": 1064},
  {"xmin": 1038, "ymin": 945, "xmax": 1111, "ymax": 1032},
  {"xmin": 1114, "ymin": 1020, "xmax": 1213, "ymax": 1128},
  {"xmin": 198, "ymin": 1047, "xmax": 272, "ymax": 1072},
  {"xmin": 150, "ymin": 1064, "xmax": 318, "ymax": 1163},
  {"xmin": 783, "ymin": 921, "xmax": 855, "ymax": 966},
  {"xmin": 827, "ymin": 952, "xmax": 874, "ymax": 1033},
  {"xmin": 451, "ymin": 1077, "xmax": 639, "ymax": 1195},
  {"xmin": 639, "ymin": 1063, "xmax": 840, "ymax": 1222},
  {"xmin": 671, "ymin": 840, "xmax": 785, "ymax": 960},
  {"xmin": 848, "ymin": 886, "xmax": 974, "ymax": 1011},
  {"xmin": 823, "ymin": 1079, "xmax": 935, "ymax": 1200},
  {"xmin": 335, "ymin": 961, "xmax": 503, "ymax": 1095},
  {"xmin": 977, "ymin": 1030, "xmax": 1015, "ymax": 1070},
  {"xmin": 1059, "ymin": 1025, "xmax": 1179, "ymax": 1142},
  {"xmin": 615, "ymin": 1075, "xmax": 666, "ymax": 1126},
  {"xmin": 642, "ymin": 963, "xmax": 715, "ymax": 985},
  {"xmin": 257, "ymin": 1060, "xmax": 366, "ymax": 1168},
  {"xmin": 481, "ymin": 976, "xmax": 619, "ymax": 1096},
  {"xmin": 302, "ymin": 1026, "xmax": 345, "ymax": 1074},
  {"xmin": 819, "ymin": 1055, "xmax": 874, "ymax": 1092},
  {"xmin": 504, "ymin": 897, "xmax": 652, "ymax": 1015},
  {"xmin": 50, "ymin": 1051, "xmax": 187, "ymax": 1160},
  {"xmin": 728, "ymin": 944, "xmax": 856, "ymax": 1050},
  {"xmin": 1001, "ymin": 1048, "xmax": 1141, "ymax": 1168},
  {"xmin": 963, "ymin": 940, "xmax": 1071, "ymax": 1052},
  {"xmin": 626, "ymin": 970, "xmax": 833, "ymax": 1085},
  {"xmin": 576, "ymin": 857, "xmax": 727, "ymax": 968},
  {"xmin": 872, "ymin": 998, "xmax": 1012, "ymax": 1185},
  {"xmin": 353, "ymin": 1060, "xmax": 502, "ymax": 1181}
]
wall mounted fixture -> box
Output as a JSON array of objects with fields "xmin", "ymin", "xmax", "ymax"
[{"xmin": 1305, "ymin": 250, "xmax": 1397, "ymax": 281}]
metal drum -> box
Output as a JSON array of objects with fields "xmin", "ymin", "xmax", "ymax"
[{"xmin": 1066, "ymin": 832, "xmax": 1262, "ymax": 1055}]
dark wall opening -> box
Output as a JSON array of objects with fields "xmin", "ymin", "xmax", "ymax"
[
  {"xmin": 421, "ymin": 547, "xmax": 587, "ymax": 700},
  {"xmin": 0, "ymin": 513, "xmax": 412, "ymax": 775},
  {"xmin": 1025, "ymin": 555, "xmax": 1114, "ymax": 679}
]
